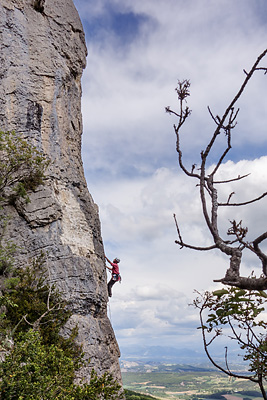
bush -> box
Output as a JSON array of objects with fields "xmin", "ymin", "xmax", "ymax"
[
  {"xmin": 125, "ymin": 389, "xmax": 160, "ymax": 400},
  {"xmin": 0, "ymin": 260, "xmax": 123, "ymax": 399},
  {"xmin": 0, "ymin": 330, "xmax": 123, "ymax": 399}
]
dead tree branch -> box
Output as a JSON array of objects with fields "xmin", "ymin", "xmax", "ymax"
[{"xmin": 169, "ymin": 49, "xmax": 267, "ymax": 290}]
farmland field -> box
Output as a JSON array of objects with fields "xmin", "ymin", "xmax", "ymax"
[{"xmin": 122, "ymin": 368, "xmax": 263, "ymax": 400}]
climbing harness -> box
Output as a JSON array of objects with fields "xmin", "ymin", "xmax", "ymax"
[
  {"xmin": 107, "ymin": 267, "xmax": 122, "ymax": 283},
  {"xmin": 112, "ymin": 273, "xmax": 121, "ymax": 282}
]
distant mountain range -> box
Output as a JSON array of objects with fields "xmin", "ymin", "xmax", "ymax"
[
  {"xmin": 120, "ymin": 345, "xmax": 207, "ymax": 363},
  {"xmin": 120, "ymin": 344, "xmax": 244, "ymax": 367}
]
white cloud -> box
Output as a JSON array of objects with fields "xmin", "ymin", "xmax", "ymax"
[
  {"xmin": 73, "ymin": 0, "xmax": 267, "ymax": 350},
  {"xmin": 109, "ymin": 283, "xmax": 200, "ymax": 348},
  {"xmin": 99, "ymin": 157, "xmax": 267, "ymax": 347},
  {"xmin": 78, "ymin": 0, "xmax": 267, "ymax": 179}
]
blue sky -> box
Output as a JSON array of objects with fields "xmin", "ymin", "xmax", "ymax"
[{"xmin": 72, "ymin": 0, "xmax": 267, "ymax": 357}]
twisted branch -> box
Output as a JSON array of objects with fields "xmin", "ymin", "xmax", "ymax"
[{"xmin": 170, "ymin": 49, "xmax": 267, "ymax": 290}]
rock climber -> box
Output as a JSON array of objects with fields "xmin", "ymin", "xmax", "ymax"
[{"xmin": 105, "ymin": 255, "xmax": 121, "ymax": 297}]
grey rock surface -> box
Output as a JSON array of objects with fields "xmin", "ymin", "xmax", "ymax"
[{"xmin": 0, "ymin": 0, "xmax": 122, "ymax": 385}]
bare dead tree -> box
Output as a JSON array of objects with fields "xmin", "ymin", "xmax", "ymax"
[{"xmin": 166, "ymin": 48, "xmax": 267, "ymax": 290}]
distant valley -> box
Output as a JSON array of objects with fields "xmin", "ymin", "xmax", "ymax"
[
  {"xmin": 122, "ymin": 363, "xmax": 261, "ymax": 400},
  {"xmin": 121, "ymin": 348, "xmax": 258, "ymax": 400}
]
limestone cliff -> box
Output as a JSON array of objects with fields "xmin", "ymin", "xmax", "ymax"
[{"xmin": 0, "ymin": 0, "xmax": 122, "ymax": 384}]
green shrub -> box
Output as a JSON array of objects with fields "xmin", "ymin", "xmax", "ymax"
[
  {"xmin": 0, "ymin": 130, "xmax": 49, "ymax": 205},
  {"xmin": 0, "ymin": 330, "xmax": 123, "ymax": 399},
  {"xmin": 0, "ymin": 258, "xmax": 123, "ymax": 399},
  {"xmin": 124, "ymin": 389, "xmax": 160, "ymax": 400}
]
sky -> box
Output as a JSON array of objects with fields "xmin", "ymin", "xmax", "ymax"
[{"xmin": 72, "ymin": 0, "xmax": 267, "ymax": 357}]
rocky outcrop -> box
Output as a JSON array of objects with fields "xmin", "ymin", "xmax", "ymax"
[{"xmin": 0, "ymin": 0, "xmax": 122, "ymax": 384}]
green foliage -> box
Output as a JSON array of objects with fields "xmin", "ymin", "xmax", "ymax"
[
  {"xmin": 0, "ymin": 255, "xmax": 73, "ymax": 348},
  {"xmin": 0, "ymin": 259, "xmax": 123, "ymax": 399},
  {"xmin": 74, "ymin": 370, "xmax": 124, "ymax": 399},
  {"xmin": 0, "ymin": 329, "xmax": 75, "ymax": 399},
  {"xmin": 0, "ymin": 130, "xmax": 49, "ymax": 275},
  {"xmin": 0, "ymin": 239, "xmax": 16, "ymax": 276},
  {"xmin": 125, "ymin": 389, "xmax": 160, "ymax": 400},
  {"xmin": 0, "ymin": 330, "xmax": 123, "ymax": 400},
  {"xmin": 204, "ymin": 287, "xmax": 267, "ymax": 330},
  {"xmin": 194, "ymin": 287, "xmax": 267, "ymax": 396},
  {"xmin": 0, "ymin": 130, "xmax": 49, "ymax": 205},
  {"xmin": 0, "ymin": 216, "xmax": 16, "ymax": 276}
]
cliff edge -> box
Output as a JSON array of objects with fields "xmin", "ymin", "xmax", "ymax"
[{"xmin": 0, "ymin": 0, "xmax": 122, "ymax": 384}]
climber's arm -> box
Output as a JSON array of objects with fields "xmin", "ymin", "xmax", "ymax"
[
  {"xmin": 105, "ymin": 255, "xmax": 112, "ymax": 265},
  {"xmin": 105, "ymin": 256, "xmax": 113, "ymax": 271}
]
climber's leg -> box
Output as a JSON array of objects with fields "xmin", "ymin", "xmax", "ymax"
[{"xmin": 108, "ymin": 279, "xmax": 116, "ymax": 297}]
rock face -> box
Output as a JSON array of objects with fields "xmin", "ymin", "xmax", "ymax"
[{"xmin": 0, "ymin": 0, "xmax": 122, "ymax": 385}]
